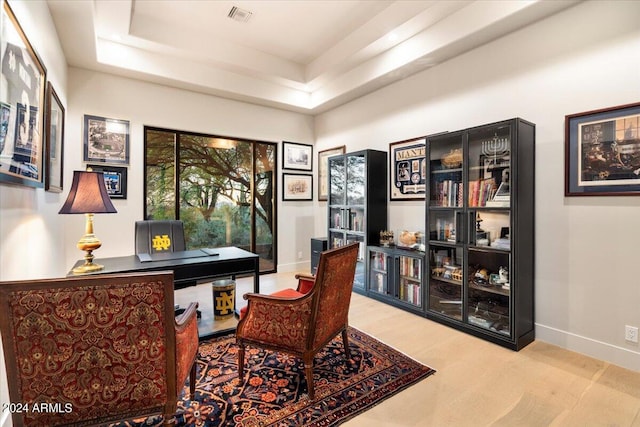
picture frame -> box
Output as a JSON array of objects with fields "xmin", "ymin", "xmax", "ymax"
[
  {"xmin": 282, "ymin": 141, "xmax": 312, "ymax": 171},
  {"xmin": 83, "ymin": 114, "xmax": 130, "ymax": 164},
  {"xmin": 282, "ymin": 173, "xmax": 313, "ymax": 201},
  {"xmin": 389, "ymin": 137, "xmax": 426, "ymax": 200},
  {"xmin": 565, "ymin": 102, "xmax": 640, "ymax": 196},
  {"xmin": 317, "ymin": 145, "xmax": 345, "ymax": 201},
  {"xmin": 0, "ymin": 1, "xmax": 48, "ymax": 188},
  {"xmin": 86, "ymin": 164, "xmax": 128, "ymax": 199},
  {"xmin": 44, "ymin": 83, "xmax": 65, "ymax": 192}
]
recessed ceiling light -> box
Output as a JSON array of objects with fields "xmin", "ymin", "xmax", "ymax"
[{"xmin": 228, "ymin": 6, "xmax": 252, "ymax": 23}]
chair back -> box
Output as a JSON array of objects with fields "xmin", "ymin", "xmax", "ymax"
[
  {"xmin": 309, "ymin": 242, "xmax": 359, "ymax": 350},
  {"xmin": 135, "ymin": 220, "xmax": 186, "ymax": 254},
  {"xmin": 0, "ymin": 271, "xmax": 180, "ymax": 426}
]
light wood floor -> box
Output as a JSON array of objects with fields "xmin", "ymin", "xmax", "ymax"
[{"xmin": 199, "ymin": 272, "xmax": 640, "ymax": 426}]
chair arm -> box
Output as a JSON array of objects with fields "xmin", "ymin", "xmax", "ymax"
[
  {"xmin": 294, "ymin": 273, "xmax": 315, "ymax": 294},
  {"xmin": 175, "ymin": 302, "xmax": 199, "ymax": 394},
  {"xmin": 238, "ymin": 293, "xmax": 313, "ymax": 350}
]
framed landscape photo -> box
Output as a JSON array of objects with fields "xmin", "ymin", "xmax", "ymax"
[
  {"xmin": 282, "ymin": 141, "xmax": 312, "ymax": 171},
  {"xmin": 282, "ymin": 173, "xmax": 312, "ymax": 201},
  {"xmin": 87, "ymin": 164, "xmax": 128, "ymax": 199},
  {"xmin": 0, "ymin": 1, "xmax": 48, "ymax": 188},
  {"xmin": 390, "ymin": 137, "xmax": 426, "ymax": 200},
  {"xmin": 83, "ymin": 114, "xmax": 130, "ymax": 164},
  {"xmin": 317, "ymin": 145, "xmax": 345, "ymax": 201},
  {"xmin": 45, "ymin": 83, "xmax": 65, "ymax": 192},
  {"xmin": 565, "ymin": 102, "xmax": 640, "ymax": 196}
]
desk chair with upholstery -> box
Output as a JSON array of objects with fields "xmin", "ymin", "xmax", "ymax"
[
  {"xmin": 236, "ymin": 242, "xmax": 359, "ymax": 400},
  {"xmin": 0, "ymin": 271, "xmax": 199, "ymax": 427}
]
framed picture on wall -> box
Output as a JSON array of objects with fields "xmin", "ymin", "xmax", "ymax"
[
  {"xmin": 389, "ymin": 137, "xmax": 427, "ymax": 200},
  {"xmin": 565, "ymin": 102, "xmax": 640, "ymax": 196},
  {"xmin": 83, "ymin": 114, "xmax": 130, "ymax": 164},
  {"xmin": 317, "ymin": 145, "xmax": 345, "ymax": 201},
  {"xmin": 0, "ymin": 1, "xmax": 48, "ymax": 188},
  {"xmin": 86, "ymin": 164, "xmax": 128, "ymax": 199},
  {"xmin": 282, "ymin": 173, "xmax": 313, "ymax": 201},
  {"xmin": 282, "ymin": 141, "xmax": 313, "ymax": 171},
  {"xmin": 45, "ymin": 83, "xmax": 65, "ymax": 192}
]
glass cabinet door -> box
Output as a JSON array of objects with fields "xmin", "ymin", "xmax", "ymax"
[
  {"xmin": 346, "ymin": 154, "xmax": 366, "ymax": 205},
  {"xmin": 329, "ymin": 156, "xmax": 345, "ymax": 205},
  {"xmin": 369, "ymin": 249, "xmax": 389, "ymax": 295},
  {"xmin": 429, "ymin": 132, "xmax": 463, "ymax": 208},
  {"xmin": 398, "ymin": 254, "xmax": 422, "ymax": 307},
  {"xmin": 428, "ymin": 245, "xmax": 463, "ymax": 320},
  {"xmin": 467, "ymin": 123, "xmax": 511, "ymax": 208}
]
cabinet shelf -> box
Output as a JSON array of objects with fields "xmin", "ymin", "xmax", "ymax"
[{"xmin": 469, "ymin": 281, "xmax": 510, "ymax": 296}]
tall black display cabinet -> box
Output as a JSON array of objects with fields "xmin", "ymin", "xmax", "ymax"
[
  {"xmin": 425, "ymin": 118, "xmax": 535, "ymax": 350},
  {"xmin": 328, "ymin": 149, "xmax": 387, "ymax": 294}
]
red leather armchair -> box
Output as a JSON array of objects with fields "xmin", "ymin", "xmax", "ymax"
[
  {"xmin": 236, "ymin": 243, "xmax": 359, "ymax": 400},
  {"xmin": 0, "ymin": 271, "xmax": 199, "ymax": 426}
]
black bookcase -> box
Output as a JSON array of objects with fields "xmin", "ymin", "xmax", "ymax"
[
  {"xmin": 425, "ymin": 118, "xmax": 535, "ymax": 350},
  {"xmin": 327, "ymin": 149, "xmax": 387, "ymax": 294}
]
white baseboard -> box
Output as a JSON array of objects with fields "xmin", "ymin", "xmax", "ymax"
[
  {"xmin": 277, "ymin": 261, "xmax": 310, "ymax": 273},
  {"xmin": 536, "ymin": 323, "xmax": 640, "ymax": 372}
]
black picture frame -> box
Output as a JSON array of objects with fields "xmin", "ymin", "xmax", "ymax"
[
  {"xmin": 565, "ymin": 102, "xmax": 640, "ymax": 196},
  {"xmin": 0, "ymin": 1, "xmax": 48, "ymax": 188},
  {"xmin": 86, "ymin": 164, "xmax": 128, "ymax": 199},
  {"xmin": 389, "ymin": 137, "xmax": 426, "ymax": 200},
  {"xmin": 282, "ymin": 173, "xmax": 312, "ymax": 201},
  {"xmin": 282, "ymin": 141, "xmax": 313, "ymax": 171},
  {"xmin": 45, "ymin": 83, "xmax": 65, "ymax": 192},
  {"xmin": 83, "ymin": 114, "xmax": 130, "ymax": 164}
]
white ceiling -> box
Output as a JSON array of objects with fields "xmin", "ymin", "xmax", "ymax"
[{"xmin": 46, "ymin": 0, "xmax": 579, "ymax": 115}]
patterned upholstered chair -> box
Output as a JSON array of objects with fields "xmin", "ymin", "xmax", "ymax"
[
  {"xmin": 236, "ymin": 242, "xmax": 359, "ymax": 400},
  {"xmin": 0, "ymin": 271, "xmax": 199, "ymax": 427}
]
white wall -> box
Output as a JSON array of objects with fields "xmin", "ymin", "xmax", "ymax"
[
  {"xmin": 63, "ymin": 68, "xmax": 316, "ymax": 273},
  {"xmin": 314, "ymin": 1, "xmax": 640, "ymax": 371}
]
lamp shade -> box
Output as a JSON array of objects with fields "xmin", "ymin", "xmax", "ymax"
[{"xmin": 59, "ymin": 171, "xmax": 117, "ymax": 214}]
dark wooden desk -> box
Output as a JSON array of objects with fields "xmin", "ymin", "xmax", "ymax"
[{"xmin": 69, "ymin": 247, "xmax": 259, "ymax": 339}]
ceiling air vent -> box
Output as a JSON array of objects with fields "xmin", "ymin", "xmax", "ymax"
[{"xmin": 228, "ymin": 6, "xmax": 252, "ymax": 23}]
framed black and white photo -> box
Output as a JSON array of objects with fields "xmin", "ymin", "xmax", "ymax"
[
  {"xmin": 83, "ymin": 114, "xmax": 130, "ymax": 164},
  {"xmin": 87, "ymin": 164, "xmax": 128, "ymax": 199},
  {"xmin": 317, "ymin": 145, "xmax": 345, "ymax": 201},
  {"xmin": 390, "ymin": 137, "xmax": 426, "ymax": 200},
  {"xmin": 0, "ymin": 1, "xmax": 47, "ymax": 188},
  {"xmin": 565, "ymin": 102, "xmax": 640, "ymax": 196},
  {"xmin": 45, "ymin": 83, "xmax": 65, "ymax": 192},
  {"xmin": 282, "ymin": 173, "xmax": 312, "ymax": 201},
  {"xmin": 282, "ymin": 141, "xmax": 312, "ymax": 171}
]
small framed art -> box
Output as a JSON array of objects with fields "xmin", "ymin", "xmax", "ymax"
[
  {"xmin": 87, "ymin": 164, "xmax": 128, "ymax": 199},
  {"xmin": 282, "ymin": 173, "xmax": 312, "ymax": 201},
  {"xmin": 390, "ymin": 137, "xmax": 426, "ymax": 200},
  {"xmin": 45, "ymin": 83, "xmax": 65, "ymax": 192},
  {"xmin": 282, "ymin": 141, "xmax": 312, "ymax": 171},
  {"xmin": 317, "ymin": 145, "xmax": 345, "ymax": 201},
  {"xmin": 565, "ymin": 102, "xmax": 640, "ymax": 196},
  {"xmin": 83, "ymin": 114, "xmax": 130, "ymax": 164}
]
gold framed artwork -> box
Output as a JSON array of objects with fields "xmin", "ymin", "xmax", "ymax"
[{"xmin": 317, "ymin": 145, "xmax": 345, "ymax": 201}]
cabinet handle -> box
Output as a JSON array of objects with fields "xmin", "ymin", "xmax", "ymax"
[
  {"xmin": 468, "ymin": 211, "xmax": 476, "ymax": 245},
  {"xmin": 455, "ymin": 211, "xmax": 464, "ymax": 244}
]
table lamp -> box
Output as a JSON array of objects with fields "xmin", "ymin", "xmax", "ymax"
[{"xmin": 59, "ymin": 170, "xmax": 117, "ymax": 274}]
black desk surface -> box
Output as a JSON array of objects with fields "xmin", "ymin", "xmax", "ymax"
[{"xmin": 69, "ymin": 246, "xmax": 260, "ymax": 290}]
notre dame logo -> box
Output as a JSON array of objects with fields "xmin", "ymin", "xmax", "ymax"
[
  {"xmin": 215, "ymin": 290, "xmax": 235, "ymax": 318},
  {"xmin": 152, "ymin": 234, "xmax": 171, "ymax": 251}
]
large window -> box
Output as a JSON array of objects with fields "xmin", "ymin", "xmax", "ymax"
[{"xmin": 144, "ymin": 127, "xmax": 277, "ymax": 273}]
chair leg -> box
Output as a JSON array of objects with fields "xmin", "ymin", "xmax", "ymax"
[
  {"xmin": 238, "ymin": 344, "xmax": 245, "ymax": 379},
  {"xmin": 341, "ymin": 328, "xmax": 351, "ymax": 361},
  {"xmin": 189, "ymin": 362, "xmax": 197, "ymax": 400},
  {"xmin": 304, "ymin": 358, "xmax": 315, "ymax": 401}
]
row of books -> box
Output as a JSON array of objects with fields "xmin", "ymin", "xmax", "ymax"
[
  {"xmin": 431, "ymin": 180, "xmax": 463, "ymax": 207},
  {"xmin": 399, "ymin": 280, "xmax": 421, "ymax": 306},
  {"xmin": 371, "ymin": 272, "xmax": 388, "ymax": 294},
  {"xmin": 370, "ymin": 252, "xmax": 387, "ymax": 270},
  {"xmin": 469, "ymin": 178, "xmax": 497, "ymax": 207},
  {"xmin": 399, "ymin": 256, "xmax": 422, "ymax": 280}
]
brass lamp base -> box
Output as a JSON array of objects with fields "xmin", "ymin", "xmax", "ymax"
[{"xmin": 72, "ymin": 213, "xmax": 104, "ymax": 275}]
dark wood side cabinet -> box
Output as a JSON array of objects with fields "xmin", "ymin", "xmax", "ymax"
[
  {"xmin": 310, "ymin": 237, "xmax": 327, "ymax": 275},
  {"xmin": 425, "ymin": 118, "xmax": 535, "ymax": 350},
  {"xmin": 327, "ymin": 149, "xmax": 387, "ymax": 294}
]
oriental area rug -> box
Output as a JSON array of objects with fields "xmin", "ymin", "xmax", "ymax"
[{"xmin": 116, "ymin": 326, "xmax": 435, "ymax": 426}]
